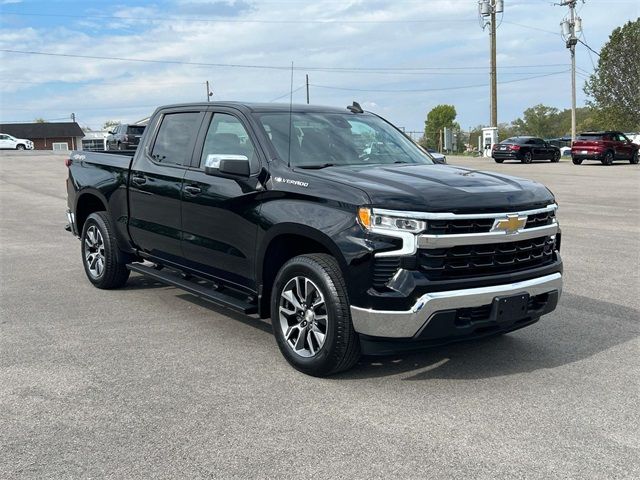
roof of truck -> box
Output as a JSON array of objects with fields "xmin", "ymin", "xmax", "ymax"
[{"xmin": 157, "ymin": 102, "xmax": 359, "ymax": 114}]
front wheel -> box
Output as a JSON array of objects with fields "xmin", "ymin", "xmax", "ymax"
[
  {"xmin": 494, "ymin": 158, "xmax": 504, "ymax": 164},
  {"xmin": 271, "ymin": 254, "xmax": 360, "ymax": 376},
  {"xmin": 522, "ymin": 152, "xmax": 533, "ymax": 164},
  {"xmin": 16, "ymin": 144, "xmax": 25, "ymax": 150},
  {"xmin": 81, "ymin": 212, "xmax": 130, "ymax": 289},
  {"xmin": 631, "ymin": 151, "xmax": 639, "ymax": 164}
]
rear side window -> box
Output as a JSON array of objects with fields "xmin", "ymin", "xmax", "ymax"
[
  {"xmin": 151, "ymin": 112, "xmax": 201, "ymax": 165},
  {"xmin": 127, "ymin": 126, "xmax": 145, "ymax": 135}
]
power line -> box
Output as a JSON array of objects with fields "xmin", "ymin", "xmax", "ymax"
[
  {"xmin": 578, "ymin": 38, "xmax": 601, "ymax": 57},
  {"xmin": 309, "ymin": 70, "xmax": 569, "ymax": 93},
  {"xmin": 0, "ymin": 10, "xmax": 477, "ymax": 25},
  {"xmin": 0, "ymin": 49, "xmax": 571, "ymax": 73},
  {"xmin": 269, "ymin": 85, "xmax": 305, "ymax": 102}
]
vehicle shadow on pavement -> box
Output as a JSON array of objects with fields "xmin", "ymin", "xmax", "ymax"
[
  {"xmin": 120, "ymin": 273, "xmax": 169, "ymax": 290},
  {"xmin": 336, "ymin": 292, "xmax": 639, "ymax": 381}
]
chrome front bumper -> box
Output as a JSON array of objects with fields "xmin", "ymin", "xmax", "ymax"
[{"xmin": 350, "ymin": 273, "xmax": 562, "ymax": 338}]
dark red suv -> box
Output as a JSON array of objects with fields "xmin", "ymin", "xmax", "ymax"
[{"xmin": 571, "ymin": 131, "xmax": 639, "ymax": 165}]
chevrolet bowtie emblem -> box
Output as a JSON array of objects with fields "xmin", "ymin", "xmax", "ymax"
[{"xmin": 492, "ymin": 214, "xmax": 527, "ymax": 234}]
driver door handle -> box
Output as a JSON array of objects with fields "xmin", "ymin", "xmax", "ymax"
[
  {"xmin": 184, "ymin": 185, "xmax": 202, "ymax": 195},
  {"xmin": 131, "ymin": 175, "xmax": 147, "ymax": 185}
]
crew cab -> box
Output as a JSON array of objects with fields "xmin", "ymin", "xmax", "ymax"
[
  {"xmin": 571, "ymin": 131, "xmax": 639, "ymax": 165},
  {"xmin": 65, "ymin": 102, "xmax": 563, "ymax": 376},
  {"xmin": 492, "ymin": 136, "xmax": 561, "ymax": 164},
  {"xmin": 0, "ymin": 133, "xmax": 34, "ymax": 150}
]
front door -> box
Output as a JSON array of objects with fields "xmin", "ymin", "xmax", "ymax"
[
  {"xmin": 614, "ymin": 133, "xmax": 633, "ymax": 159},
  {"xmin": 180, "ymin": 111, "xmax": 263, "ymax": 290},
  {"xmin": 128, "ymin": 110, "xmax": 204, "ymax": 263}
]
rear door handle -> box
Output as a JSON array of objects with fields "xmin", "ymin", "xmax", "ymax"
[
  {"xmin": 132, "ymin": 175, "xmax": 147, "ymax": 185},
  {"xmin": 184, "ymin": 185, "xmax": 202, "ymax": 195}
]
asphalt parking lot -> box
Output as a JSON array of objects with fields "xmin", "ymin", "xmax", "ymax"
[{"xmin": 1, "ymin": 151, "xmax": 638, "ymax": 479}]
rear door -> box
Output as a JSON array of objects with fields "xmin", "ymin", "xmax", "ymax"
[
  {"xmin": 128, "ymin": 110, "xmax": 204, "ymax": 263},
  {"xmin": 180, "ymin": 109, "xmax": 264, "ymax": 290}
]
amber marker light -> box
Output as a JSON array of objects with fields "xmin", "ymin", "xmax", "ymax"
[{"xmin": 358, "ymin": 207, "xmax": 372, "ymax": 229}]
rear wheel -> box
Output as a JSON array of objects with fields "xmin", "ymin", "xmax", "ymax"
[
  {"xmin": 522, "ymin": 152, "xmax": 533, "ymax": 164},
  {"xmin": 601, "ymin": 151, "xmax": 614, "ymax": 166},
  {"xmin": 631, "ymin": 151, "xmax": 639, "ymax": 164},
  {"xmin": 494, "ymin": 158, "xmax": 504, "ymax": 163},
  {"xmin": 271, "ymin": 253, "xmax": 360, "ymax": 376},
  {"xmin": 81, "ymin": 212, "xmax": 130, "ymax": 289},
  {"xmin": 572, "ymin": 157, "xmax": 583, "ymax": 165},
  {"xmin": 551, "ymin": 151, "xmax": 560, "ymax": 162}
]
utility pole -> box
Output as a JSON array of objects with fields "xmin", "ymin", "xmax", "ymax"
[
  {"xmin": 479, "ymin": 1, "xmax": 504, "ymax": 128},
  {"xmin": 205, "ymin": 81, "xmax": 213, "ymax": 102},
  {"xmin": 70, "ymin": 113, "xmax": 76, "ymax": 123},
  {"xmin": 559, "ymin": 1, "xmax": 581, "ymax": 141},
  {"xmin": 305, "ymin": 74, "xmax": 310, "ymax": 104}
]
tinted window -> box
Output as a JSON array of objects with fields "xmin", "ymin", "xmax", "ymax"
[
  {"xmin": 151, "ymin": 112, "xmax": 201, "ymax": 165},
  {"xmin": 127, "ymin": 126, "xmax": 145, "ymax": 135},
  {"xmin": 200, "ymin": 113, "xmax": 258, "ymax": 172},
  {"xmin": 577, "ymin": 134, "xmax": 605, "ymax": 141}
]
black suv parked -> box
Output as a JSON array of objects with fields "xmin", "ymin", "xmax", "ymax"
[
  {"xmin": 106, "ymin": 124, "xmax": 146, "ymax": 150},
  {"xmin": 492, "ymin": 136, "xmax": 561, "ymax": 164}
]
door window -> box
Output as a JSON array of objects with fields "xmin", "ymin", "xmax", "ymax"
[
  {"xmin": 151, "ymin": 112, "xmax": 201, "ymax": 165},
  {"xmin": 200, "ymin": 113, "xmax": 258, "ymax": 172}
]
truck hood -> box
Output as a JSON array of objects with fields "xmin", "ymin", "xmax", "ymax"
[{"xmin": 299, "ymin": 163, "xmax": 555, "ymax": 213}]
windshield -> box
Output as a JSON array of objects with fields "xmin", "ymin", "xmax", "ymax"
[{"xmin": 257, "ymin": 112, "xmax": 433, "ymax": 168}]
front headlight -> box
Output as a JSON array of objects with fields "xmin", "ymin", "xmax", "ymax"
[{"xmin": 358, "ymin": 207, "xmax": 426, "ymax": 233}]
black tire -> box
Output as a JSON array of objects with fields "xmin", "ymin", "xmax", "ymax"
[
  {"xmin": 601, "ymin": 151, "xmax": 614, "ymax": 166},
  {"xmin": 271, "ymin": 253, "xmax": 360, "ymax": 376},
  {"xmin": 494, "ymin": 158, "xmax": 504, "ymax": 163},
  {"xmin": 522, "ymin": 151, "xmax": 533, "ymax": 164},
  {"xmin": 631, "ymin": 151, "xmax": 639, "ymax": 164},
  {"xmin": 16, "ymin": 144, "xmax": 25, "ymax": 150},
  {"xmin": 80, "ymin": 212, "xmax": 130, "ymax": 289},
  {"xmin": 572, "ymin": 157, "xmax": 583, "ymax": 165},
  {"xmin": 551, "ymin": 151, "xmax": 561, "ymax": 163}
]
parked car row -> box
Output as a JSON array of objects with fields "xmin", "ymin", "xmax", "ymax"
[
  {"xmin": 491, "ymin": 131, "xmax": 639, "ymax": 166},
  {"xmin": 0, "ymin": 133, "xmax": 34, "ymax": 150}
]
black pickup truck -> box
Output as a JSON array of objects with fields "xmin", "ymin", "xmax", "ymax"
[{"xmin": 66, "ymin": 102, "xmax": 563, "ymax": 376}]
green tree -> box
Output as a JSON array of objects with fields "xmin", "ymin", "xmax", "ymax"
[
  {"xmin": 584, "ymin": 18, "xmax": 640, "ymax": 130},
  {"xmin": 34, "ymin": 117, "xmax": 47, "ymax": 123},
  {"xmin": 512, "ymin": 104, "xmax": 563, "ymax": 138},
  {"xmin": 423, "ymin": 104, "xmax": 458, "ymax": 150}
]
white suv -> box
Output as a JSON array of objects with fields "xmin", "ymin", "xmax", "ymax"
[{"xmin": 0, "ymin": 133, "xmax": 34, "ymax": 150}]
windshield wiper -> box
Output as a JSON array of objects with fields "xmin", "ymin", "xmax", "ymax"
[{"xmin": 297, "ymin": 163, "xmax": 336, "ymax": 169}]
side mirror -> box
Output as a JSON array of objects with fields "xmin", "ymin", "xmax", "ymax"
[{"xmin": 204, "ymin": 154, "xmax": 250, "ymax": 178}]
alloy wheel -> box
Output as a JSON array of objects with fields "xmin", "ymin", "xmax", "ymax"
[
  {"xmin": 278, "ymin": 276, "xmax": 328, "ymax": 358},
  {"xmin": 84, "ymin": 225, "xmax": 105, "ymax": 278}
]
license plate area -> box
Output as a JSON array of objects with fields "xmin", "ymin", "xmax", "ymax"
[{"xmin": 493, "ymin": 293, "xmax": 530, "ymax": 323}]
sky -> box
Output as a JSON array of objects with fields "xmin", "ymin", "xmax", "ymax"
[{"xmin": 0, "ymin": 0, "xmax": 638, "ymax": 132}]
